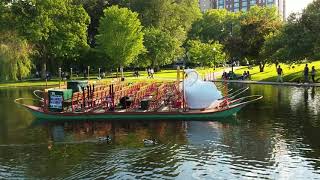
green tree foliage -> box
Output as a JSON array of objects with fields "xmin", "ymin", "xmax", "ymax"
[
  {"xmin": 240, "ymin": 6, "xmax": 283, "ymax": 72},
  {"xmin": 127, "ymin": 0, "xmax": 201, "ymax": 32},
  {"xmin": 0, "ymin": 32, "xmax": 32, "ymax": 81},
  {"xmin": 96, "ymin": 5, "xmax": 145, "ymax": 68},
  {"xmin": 261, "ymin": 16, "xmax": 313, "ymax": 64},
  {"xmin": 300, "ymin": 0, "xmax": 320, "ymax": 59},
  {"xmin": 73, "ymin": 0, "xmax": 109, "ymax": 46},
  {"xmin": 189, "ymin": 9, "xmax": 240, "ymax": 43},
  {"xmin": 137, "ymin": 27, "xmax": 183, "ymax": 69},
  {"xmin": 187, "ymin": 40, "xmax": 226, "ymax": 67},
  {"xmin": 272, "ymin": 1, "xmax": 320, "ymax": 62},
  {"xmin": 189, "ymin": 9, "xmax": 242, "ymax": 64},
  {"xmin": 9, "ymin": 0, "xmax": 90, "ymax": 78},
  {"xmin": 125, "ymin": 0, "xmax": 201, "ymax": 68},
  {"xmin": 261, "ymin": 0, "xmax": 320, "ymax": 64}
]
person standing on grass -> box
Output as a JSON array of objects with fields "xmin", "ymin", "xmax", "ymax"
[
  {"xmin": 304, "ymin": 64, "xmax": 309, "ymax": 83},
  {"xmin": 150, "ymin": 68, "xmax": 154, "ymax": 79},
  {"xmin": 311, "ymin": 66, "xmax": 316, "ymax": 83},
  {"xmin": 277, "ymin": 65, "xmax": 283, "ymax": 83},
  {"xmin": 147, "ymin": 68, "xmax": 150, "ymax": 78}
]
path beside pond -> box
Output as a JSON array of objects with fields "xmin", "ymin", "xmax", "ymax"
[{"xmin": 213, "ymin": 79, "xmax": 320, "ymax": 87}]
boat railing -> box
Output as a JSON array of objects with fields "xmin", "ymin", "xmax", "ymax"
[
  {"xmin": 229, "ymin": 95, "xmax": 263, "ymax": 107},
  {"xmin": 224, "ymin": 87, "xmax": 250, "ymax": 99}
]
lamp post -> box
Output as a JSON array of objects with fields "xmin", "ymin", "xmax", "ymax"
[
  {"xmin": 98, "ymin": 68, "xmax": 101, "ymax": 79},
  {"xmin": 70, "ymin": 68, "xmax": 73, "ymax": 80},
  {"xmin": 212, "ymin": 47, "xmax": 216, "ymax": 70},
  {"xmin": 58, "ymin": 67, "xmax": 61, "ymax": 88},
  {"xmin": 229, "ymin": 22, "xmax": 235, "ymax": 73},
  {"xmin": 87, "ymin": 66, "xmax": 90, "ymax": 81}
]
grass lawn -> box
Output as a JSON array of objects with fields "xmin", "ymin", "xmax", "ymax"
[
  {"xmin": 3, "ymin": 61, "xmax": 318, "ymax": 88},
  {"xmin": 232, "ymin": 60, "xmax": 320, "ymax": 82},
  {"xmin": 0, "ymin": 67, "xmax": 223, "ymax": 88}
]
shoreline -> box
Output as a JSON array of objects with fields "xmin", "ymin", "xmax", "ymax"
[{"xmin": 213, "ymin": 79, "xmax": 320, "ymax": 87}]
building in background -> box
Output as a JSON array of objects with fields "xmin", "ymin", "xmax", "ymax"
[{"xmin": 199, "ymin": 0, "xmax": 286, "ymax": 20}]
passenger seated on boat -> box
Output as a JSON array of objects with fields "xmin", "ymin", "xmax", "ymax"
[{"xmin": 120, "ymin": 96, "xmax": 131, "ymax": 109}]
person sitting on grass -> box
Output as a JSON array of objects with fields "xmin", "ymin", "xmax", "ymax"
[
  {"xmin": 277, "ymin": 65, "xmax": 283, "ymax": 83},
  {"xmin": 242, "ymin": 71, "xmax": 247, "ymax": 80}
]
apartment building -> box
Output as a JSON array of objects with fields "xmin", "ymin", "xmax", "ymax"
[{"xmin": 199, "ymin": 0, "xmax": 286, "ymax": 20}]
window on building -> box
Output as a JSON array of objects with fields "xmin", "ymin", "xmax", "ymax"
[
  {"xmin": 218, "ymin": 0, "xmax": 224, "ymax": 8},
  {"xmin": 267, "ymin": 0, "xmax": 274, "ymax": 5},
  {"xmin": 250, "ymin": 0, "xmax": 256, "ymax": 6},
  {"xmin": 241, "ymin": 0, "xmax": 248, "ymax": 11}
]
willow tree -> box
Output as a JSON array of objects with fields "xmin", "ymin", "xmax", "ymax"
[
  {"xmin": 0, "ymin": 32, "xmax": 32, "ymax": 81},
  {"xmin": 96, "ymin": 6, "xmax": 145, "ymax": 71}
]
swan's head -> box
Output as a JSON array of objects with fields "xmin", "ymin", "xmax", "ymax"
[{"xmin": 183, "ymin": 69, "xmax": 200, "ymax": 87}]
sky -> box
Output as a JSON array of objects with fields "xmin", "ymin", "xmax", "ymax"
[{"xmin": 286, "ymin": 0, "xmax": 314, "ymax": 17}]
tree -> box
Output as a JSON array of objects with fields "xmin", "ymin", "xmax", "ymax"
[
  {"xmin": 73, "ymin": 0, "xmax": 109, "ymax": 47},
  {"xmin": 96, "ymin": 5, "xmax": 145, "ymax": 70},
  {"xmin": 189, "ymin": 9, "xmax": 242, "ymax": 65},
  {"xmin": 189, "ymin": 9, "xmax": 240, "ymax": 43},
  {"xmin": 127, "ymin": 0, "xmax": 201, "ymax": 31},
  {"xmin": 187, "ymin": 40, "xmax": 226, "ymax": 67},
  {"xmin": 137, "ymin": 27, "xmax": 183, "ymax": 69},
  {"xmin": 240, "ymin": 6, "xmax": 283, "ymax": 72},
  {"xmin": 10, "ymin": 0, "xmax": 90, "ymax": 78},
  {"xmin": 0, "ymin": 32, "xmax": 32, "ymax": 81},
  {"xmin": 299, "ymin": 0, "xmax": 320, "ymax": 60}
]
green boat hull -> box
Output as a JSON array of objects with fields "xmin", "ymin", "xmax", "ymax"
[{"xmin": 28, "ymin": 105, "xmax": 244, "ymax": 121}]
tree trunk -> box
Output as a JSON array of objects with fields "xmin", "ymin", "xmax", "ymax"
[
  {"xmin": 275, "ymin": 61, "xmax": 279, "ymax": 70},
  {"xmin": 259, "ymin": 63, "xmax": 265, "ymax": 72},
  {"xmin": 116, "ymin": 67, "xmax": 118, "ymax": 78},
  {"xmin": 120, "ymin": 66, "xmax": 124, "ymax": 78},
  {"xmin": 41, "ymin": 62, "xmax": 47, "ymax": 79}
]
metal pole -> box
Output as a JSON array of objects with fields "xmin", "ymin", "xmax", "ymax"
[
  {"xmin": 87, "ymin": 66, "xmax": 90, "ymax": 81},
  {"xmin": 70, "ymin": 68, "xmax": 73, "ymax": 80},
  {"xmin": 59, "ymin": 67, "xmax": 61, "ymax": 88},
  {"xmin": 232, "ymin": 59, "xmax": 234, "ymax": 73},
  {"xmin": 182, "ymin": 67, "xmax": 185, "ymax": 112},
  {"xmin": 98, "ymin": 68, "xmax": 101, "ymax": 78}
]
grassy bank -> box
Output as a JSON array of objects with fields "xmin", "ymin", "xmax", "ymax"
[
  {"xmin": 3, "ymin": 61, "xmax": 318, "ymax": 88},
  {"xmin": 0, "ymin": 67, "xmax": 220, "ymax": 88},
  {"xmin": 232, "ymin": 61, "xmax": 320, "ymax": 82}
]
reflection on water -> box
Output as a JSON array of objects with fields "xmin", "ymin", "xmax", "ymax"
[{"xmin": 0, "ymin": 85, "xmax": 320, "ymax": 179}]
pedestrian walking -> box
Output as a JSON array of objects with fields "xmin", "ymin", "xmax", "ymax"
[
  {"xmin": 276, "ymin": 65, "xmax": 283, "ymax": 83},
  {"xmin": 311, "ymin": 66, "xmax": 316, "ymax": 83},
  {"xmin": 150, "ymin": 68, "xmax": 154, "ymax": 79},
  {"xmin": 147, "ymin": 68, "xmax": 150, "ymax": 78},
  {"xmin": 304, "ymin": 64, "xmax": 309, "ymax": 83}
]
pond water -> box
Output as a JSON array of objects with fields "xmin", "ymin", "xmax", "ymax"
[{"xmin": 0, "ymin": 84, "xmax": 320, "ymax": 179}]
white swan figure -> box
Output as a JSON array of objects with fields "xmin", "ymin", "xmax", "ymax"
[{"xmin": 182, "ymin": 69, "xmax": 222, "ymax": 109}]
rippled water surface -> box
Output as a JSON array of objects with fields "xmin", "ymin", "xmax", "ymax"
[{"xmin": 1, "ymin": 84, "xmax": 320, "ymax": 179}]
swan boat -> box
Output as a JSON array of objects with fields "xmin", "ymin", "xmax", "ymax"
[{"xmin": 15, "ymin": 69, "xmax": 262, "ymax": 121}]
